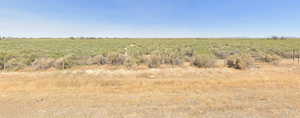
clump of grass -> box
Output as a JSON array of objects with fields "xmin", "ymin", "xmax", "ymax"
[
  {"xmin": 226, "ymin": 54, "xmax": 255, "ymax": 70},
  {"xmin": 192, "ymin": 55, "xmax": 216, "ymax": 68}
]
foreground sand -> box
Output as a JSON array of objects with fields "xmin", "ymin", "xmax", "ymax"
[{"xmin": 0, "ymin": 61, "xmax": 300, "ymax": 118}]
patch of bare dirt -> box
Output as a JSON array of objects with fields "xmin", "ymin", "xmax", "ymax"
[{"xmin": 0, "ymin": 60, "xmax": 300, "ymax": 118}]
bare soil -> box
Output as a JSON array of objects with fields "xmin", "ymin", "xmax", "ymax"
[{"xmin": 0, "ymin": 60, "xmax": 300, "ymax": 118}]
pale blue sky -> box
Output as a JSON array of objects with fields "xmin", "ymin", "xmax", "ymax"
[{"xmin": 1, "ymin": 0, "xmax": 300, "ymax": 38}]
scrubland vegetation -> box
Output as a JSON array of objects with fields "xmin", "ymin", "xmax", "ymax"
[
  {"xmin": 0, "ymin": 38, "xmax": 299, "ymax": 71},
  {"xmin": 1, "ymin": 38, "xmax": 300, "ymax": 118}
]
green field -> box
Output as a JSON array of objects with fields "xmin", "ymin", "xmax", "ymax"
[
  {"xmin": 0, "ymin": 38, "xmax": 299, "ymax": 70},
  {"xmin": 1, "ymin": 38, "xmax": 299, "ymax": 57}
]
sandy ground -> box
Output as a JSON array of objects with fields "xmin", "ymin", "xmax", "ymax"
[{"xmin": 0, "ymin": 60, "xmax": 300, "ymax": 118}]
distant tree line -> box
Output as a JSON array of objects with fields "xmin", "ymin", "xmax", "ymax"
[{"xmin": 269, "ymin": 36, "xmax": 287, "ymax": 40}]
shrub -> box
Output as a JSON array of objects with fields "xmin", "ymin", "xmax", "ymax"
[
  {"xmin": 90, "ymin": 55, "xmax": 110, "ymax": 65},
  {"xmin": 123, "ymin": 56, "xmax": 137, "ymax": 67},
  {"xmin": 56, "ymin": 55, "xmax": 80, "ymax": 69},
  {"xmin": 0, "ymin": 56, "xmax": 6, "ymax": 70},
  {"xmin": 147, "ymin": 55, "xmax": 162, "ymax": 68},
  {"xmin": 161, "ymin": 54, "xmax": 183, "ymax": 66},
  {"xmin": 5, "ymin": 58, "xmax": 26, "ymax": 71},
  {"xmin": 226, "ymin": 54, "xmax": 255, "ymax": 70},
  {"xmin": 250, "ymin": 52, "xmax": 281, "ymax": 65},
  {"xmin": 32, "ymin": 57, "xmax": 56, "ymax": 70},
  {"xmin": 53, "ymin": 58, "xmax": 65, "ymax": 69},
  {"xmin": 214, "ymin": 50, "xmax": 240, "ymax": 59},
  {"xmin": 192, "ymin": 55, "xmax": 216, "ymax": 68},
  {"xmin": 68, "ymin": 56, "xmax": 90, "ymax": 66},
  {"xmin": 170, "ymin": 57, "xmax": 183, "ymax": 65},
  {"xmin": 0, "ymin": 52, "xmax": 14, "ymax": 70},
  {"xmin": 183, "ymin": 48, "xmax": 195, "ymax": 57},
  {"xmin": 214, "ymin": 51, "xmax": 230, "ymax": 59},
  {"xmin": 86, "ymin": 56, "xmax": 101, "ymax": 65},
  {"xmin": 261, "ymin": 54, "xmax": 281, "ymax": 65},
  {"xmin": 108, "ymin": 53, "xmax": 129, "ymax": 65},
  {"xmin": 268, "ymin": 49, "xmax": 294, "ymax": 59}
]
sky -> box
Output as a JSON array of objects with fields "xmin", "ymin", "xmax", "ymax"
[{"xmin": 1, "ymin": 0, "xmax": 300, "ymax": 38}]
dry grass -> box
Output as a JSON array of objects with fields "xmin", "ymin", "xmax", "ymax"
[{"xmin": 0, "ymin": 60, "xmax": 299, "ymax": 118}]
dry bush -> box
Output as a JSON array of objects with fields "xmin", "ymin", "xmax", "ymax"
[
  {"xmin": 214, "ymin": 51, "xmax": 230, "ymax": 59},
  {"xmin": 67, "ymin": 56, "xmax": 90, "ymax": 66},
  {"xmin": 279, "ymin": 51, "xmax": 300, "ymax": 59},
  {"xmin": 0, "ymin": 58, "xmax": 5, "ymax": 70},
  {"xmin": 87, "ymin": 55, "xmax": 110, "ymax": 65},
  {"xmin": 138, "ymin": 55, "xmax": 151, "ymax": 64},
  {"xmin": 279, "ymin": 52, "xmax": 292, "ymax": 58},
  {"xmin": 183, "ymin": 48, "xmax": 195, "ymax": 57},
  {"xmin": 258, "ymin": 54, "xmax": 281, "ymax": 65},
  {"xmin": 264, "ymin": 54, "xmax": 281, "ymax": 65},
  {"xmin": 192, "ymin": 55, "xmax": 216, "ymax": 68},
  {"xmin": 147, "ymin": 55, "xmax": 162, "ymax": 68},
  {"xmin": 250, "ymin": 51, "xmax": 265, "ymax": 61},
  {"xmin": 226, "ymin": 54, "xmax": 255, "ymax": 70},
  {"xmin": 55, "ymin": 55, "xmax": 80, "ymax": 69},
  {"xmin": 268, "ymin": 49, "xmax": 295, "ymax": 59},
  {"xmin": 0, "ymin": 51, "xmax": 39, "ymax": 71},
  {"xmin": 52, "ymin": 58, "xmax": 65, "ymax": 69},
  {"xmin": 170, "ymin": 57, "xmax": 183, "ymax": 65},
  {"xmin": 32, "ymin": 57, "xmax": 56, "ymax": 70},
  {"xmin": 5, "ymin": 58, "xmax": 26, "ymax": 71},
  {"xmin": 108, "ymin": 53, "xmax": 129, "ymax": 65},
  {"xmin": 86, "ymin": 56, "xmax": 101, "ymax": 65},
  {"xmin": 0, "ymin": 52, "xmax": 10, "ymax": 70},
  {"xmin": 123, "ymin": 56, "xmax": 136, "ymax": 67},
  {"xmin": 32, "ymin": 56, "xmax": 75, "ymax": 70},
  {"xmin": 161, "ymin": 54, "xmax": 183, "ymax": 66},
  {"xmin": 214, "ymin": 50, "xmax": 240, "ymax": 59}
]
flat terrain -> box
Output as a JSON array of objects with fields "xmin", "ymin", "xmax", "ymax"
[
  {"xmin": 1, "ymin": 38, "xmax": 300, "ymax": 57},
  {"xmin": 0, "ymin": 60, "xmax": 299, "ymax": 118}
]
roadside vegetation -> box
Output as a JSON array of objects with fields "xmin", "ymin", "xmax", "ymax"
[{"xmin": 0, "ymin": 38, "xmax": 299, "ymax": 71}]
